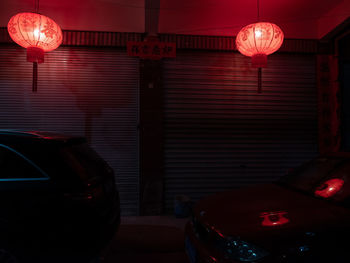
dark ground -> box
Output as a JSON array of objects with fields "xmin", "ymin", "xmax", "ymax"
[{"xmin": 100, "ymin": 217, "xmax": 189, "ymax": 263}]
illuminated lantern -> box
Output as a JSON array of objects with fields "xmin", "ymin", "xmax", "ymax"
[
  {"xmin": 236, "ymin": 22, "xmax": 284, "ymax": 68},
  {"xmin": 7, "ymin": 12, "xmax": 62, "ymax": 92},
  {"xmin": 236, "ymin": 22, "xmax": 284, "ymax": 93}
]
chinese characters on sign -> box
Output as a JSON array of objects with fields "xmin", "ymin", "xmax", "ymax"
[{"xmin": 127, "ymin": 41, "xmax": 176, "ymax": 59}]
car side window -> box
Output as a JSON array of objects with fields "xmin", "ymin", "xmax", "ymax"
[{"xmin": 0, "ymin": 144, "xmax": 49, "ymax": 180}]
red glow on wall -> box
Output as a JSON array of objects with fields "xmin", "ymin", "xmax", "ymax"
[
  {"xmin": 7, "ymin": 12, "xmax": 62, "ymax": 63},
  {"xmin": 236, "ymin": 22, "xmax": 284, "ymax": 67},
  {"xmin": 315, "ymin": 178, "xmax": 344, "ymax": 198},
  {"xmin": 260, "ymin": 211, "xmax": 289, "ymax": 227}
]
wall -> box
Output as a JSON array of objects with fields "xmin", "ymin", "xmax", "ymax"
[
  {"xmin": 318, "ymin": 0, "xmax": 350, "ymax": 39},
  {"xmin": 0, "ymin": 0, "xmax": 145, "ymax": 33}
]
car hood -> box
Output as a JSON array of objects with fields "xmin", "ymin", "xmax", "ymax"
[{"xmin": 193, "ymin": 183, "xmax": 350, "ymax": 249}]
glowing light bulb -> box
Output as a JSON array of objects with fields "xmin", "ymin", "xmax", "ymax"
[
  {"xmin": 33, "ymin": 29, "xmax": 40, "ymax": 37},
  {"xmin": 255, "ymin": 30, "xmax": 262, "ymax": 38}
]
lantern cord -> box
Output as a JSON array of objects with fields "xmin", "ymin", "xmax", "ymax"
[
  {"xmin": 34, "ymin": 0, "xmax": 39, "ymax": 13},
  {"xmin": 33, "ymin": 62, "xmax": 38, "ymax": 92},
  {"xmin": 258, "ymin": 68, "xmax": 262, "ymax": 93}
]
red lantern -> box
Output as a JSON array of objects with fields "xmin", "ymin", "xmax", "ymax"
[
  {"xmin": 7, "ymin": 12, "xmax": 62, "ymax": 91},
  {"xmin": 236, "ymin": 22, "xmax": 283, "ymax": 68}
]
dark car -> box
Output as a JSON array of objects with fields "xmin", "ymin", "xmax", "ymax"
[
  {"xmin": 185, "ymin": 153, "xmax": 350, "ymax": 263},
  {"xmin": 0, "ymin": 130, "xmax": 120, "ymax": 263}
]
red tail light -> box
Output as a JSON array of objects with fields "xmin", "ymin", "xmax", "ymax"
[
  {"xmin": 315, "ymin": 178, "xmax": 344, "ymax": 198},
  {"xmin": 260, "ymin": 211, "xmax": 290, "ymax": 227}
]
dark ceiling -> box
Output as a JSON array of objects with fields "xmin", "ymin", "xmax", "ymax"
[{"xmin": 0, "ymin": 0, "xmax": 349, "ymax": 39}]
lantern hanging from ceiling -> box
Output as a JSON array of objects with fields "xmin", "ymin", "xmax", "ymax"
[
  {"xmin": 236, "ymin": 22, "xmax": 284, "ymax": 68},
  {"xmin": 7, "ymin": 12, "xmax": 63, "ymax": 92},
  {"xmin": 235, "ymin": 22, "xmax": 284, "ymax": 93}
]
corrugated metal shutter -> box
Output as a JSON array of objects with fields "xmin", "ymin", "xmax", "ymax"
[
  {"xmin": 0, "ymin": 45, "xmax": 139, "ymax": 216},
  {"xmin": 163, "ymin": 50, "xmax": 318, "ymax": 213}
]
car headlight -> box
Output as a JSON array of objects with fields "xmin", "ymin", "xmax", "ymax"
[{"xmin": 216, "ymin": 236, "xmax": 269, "ymax": 262}]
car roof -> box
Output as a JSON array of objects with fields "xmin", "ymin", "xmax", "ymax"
[
  {"xmin": 322, "ymin": 152, "xmax": 350, "ymax": 158},
  {"xmin": 0, "ymin": 130, "xmax": 85, "ymax": 143}
]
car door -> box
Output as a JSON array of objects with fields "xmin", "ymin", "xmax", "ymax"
[{"xmin": 0, "ymin": 143, "xmax": 56, "ymax": 246}]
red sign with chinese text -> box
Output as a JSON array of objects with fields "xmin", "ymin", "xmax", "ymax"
[{"xmin": 127, "ymin": 41, "xmax": 176, "ymax": 59}]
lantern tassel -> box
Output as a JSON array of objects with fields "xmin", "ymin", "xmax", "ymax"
[
  {"xmin": 33, "ymin": 62, "xmax": 38, "ymax": 92},
  {"xmin": 258, "ymin": 68, "xmax": 262, "ymax": 93}
]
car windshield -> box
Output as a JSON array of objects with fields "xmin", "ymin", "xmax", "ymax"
[
  {"xmin": 59, "ymin": 142, "xmax": 110, "ymax": 182},
  {"xmin": 278, "ymin": 156, "xmax": 350, "ymax": 203}
]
